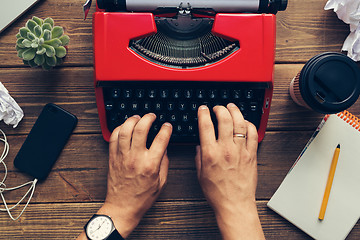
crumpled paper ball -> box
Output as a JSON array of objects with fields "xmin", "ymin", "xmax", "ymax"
[
  {"xmin": 325, "ymin": 0, "xmax": 360, "ymax": 61},
  {"xmin": 0, "ymin": 82, "xmax": 24, "ymax": 128}
]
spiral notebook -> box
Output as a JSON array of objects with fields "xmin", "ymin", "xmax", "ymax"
[{"xmin": 268, "ymin": 111, "xmax": 360, "ymax": 240}]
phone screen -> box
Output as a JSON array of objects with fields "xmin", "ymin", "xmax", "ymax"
[{"xmin": 14, "ymin": 103, "xmax": 78, "ymax": 181}]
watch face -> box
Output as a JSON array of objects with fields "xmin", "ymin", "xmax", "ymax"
[{"xmin": 86, "ymin": 215, "xmax": 113, "ymax": 240}]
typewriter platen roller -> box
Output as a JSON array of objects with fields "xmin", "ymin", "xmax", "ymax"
[
  {"xmin": 97, "ymin": 0, "xmax": 287, "ymax": 14},
  {"xmin": 93, "ymin": 0, "xmax": 287, "ymax": 142}
]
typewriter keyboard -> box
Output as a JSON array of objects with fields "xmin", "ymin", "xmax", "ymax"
[{"xmin": 101, "ymin": 81, "xmax": 267, "ymax": 143}]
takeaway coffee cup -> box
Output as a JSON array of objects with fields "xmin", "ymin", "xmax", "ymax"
[{"xmin": 289, "ymin": 52, "xmax": 360, "ymax": 114}]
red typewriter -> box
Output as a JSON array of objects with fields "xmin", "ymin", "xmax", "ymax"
[{"xmin": 92, "ymin": 0, "xmax": 287, "ymax": 142}]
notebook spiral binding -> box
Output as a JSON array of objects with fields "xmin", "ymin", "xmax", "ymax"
[{"xmin": 337, "ymin": 110, "xmax": 360, "ymax": 131}]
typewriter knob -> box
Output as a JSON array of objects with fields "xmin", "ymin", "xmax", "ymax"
[
  {"xmin": 97, "ymin": 0, "xmax": 126, "ymax": 11},
  {"xmin": 274, "ymin": 0, "xmax": 288, "ymax": 11},
  {"xmin": 266, "ymin": 0, "xmax": 288, "ymax": 13}
]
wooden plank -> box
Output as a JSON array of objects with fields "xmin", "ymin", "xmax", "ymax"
[
  {"xmin": 0, "ymin": 201, "xmax": 358, "ymax": 239},
  {"xmin": 0, "ymin": 67, "xmax": 98, "ymax": 134},
  {"xmin": 0, "ymin": 0, "xmax": 349, "ymax": 66},
  {"xmin": 275, "ymin": 0, "xmax": 349, "ymax": 62},
  {"xmin": 0, "ymin": 65, "xmax": 359, "ymax": 135},
  {"xmin": 0, "ymin": 131, "xmax": 313, "ymax": 203}
]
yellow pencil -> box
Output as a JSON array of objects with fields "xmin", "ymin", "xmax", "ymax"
[{"xmin": 319, "ymin": 144, "xmax": 340, "ymax": 220}]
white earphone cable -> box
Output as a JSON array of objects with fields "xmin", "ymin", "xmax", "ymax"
[{"xmin": 0, "ymin": 129, "xmax": 37, "ymax": 220}]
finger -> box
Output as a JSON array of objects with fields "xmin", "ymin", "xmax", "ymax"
[
  {"xmin": 131, "ymin": 113, "xmax": 156, "ymax": 151},
  {"xmin": 195, "ymin": 145, "xmax": 202, "ymax": 178},
  {"xmin": 227, "ymin": 103, "xmax": 247, "ymax": 145},
  {"xmin": 159, "ymin": 152, "xmax": 169, "ymax": 188},
  {"xmin": 109, "ymin": 115, "xmax": 141, "ymax": 156},
  {"xmin": 198, "ymin": 105, "xmax": 216, "ymax": 147},
  {"xmin": 149, "ymin": 122, "xmax": 173, "ymax": 159},
  {"xmin": 213, "ymin": 105, "xmax": 233, "ymax": 143},
  {"xmin": 245, "ymin": 121, "xmax": 259, "ymax": 154},
  {"xmin": 117, "ymin": 115, "xmax": 141, "ymax": 152},
  {"xmin": 109, "ymin": 125, "xmax": 122, "ymax": 157}
]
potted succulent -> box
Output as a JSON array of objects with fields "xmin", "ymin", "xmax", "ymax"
[{"xmin": 15, "ymin": 16, "xmax": 70, "ymax": 70}]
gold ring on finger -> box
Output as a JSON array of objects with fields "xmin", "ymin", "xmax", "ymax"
[{"xmin": 233, "ymin": 133, "xmax": 246, "ymax": 139}]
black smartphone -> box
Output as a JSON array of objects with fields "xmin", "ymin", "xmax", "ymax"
[{"xmin": 14, "ymin": 103, "xmax": 78, "ymax": 181}]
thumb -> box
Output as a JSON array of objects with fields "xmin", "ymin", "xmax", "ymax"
[
  {"xmin": 159, "ymin": 150, "xmax": 169, "ymax": 188},
  {"xmin": 195, "ymin": 145, "xmax": 202, "ymax": 178}
]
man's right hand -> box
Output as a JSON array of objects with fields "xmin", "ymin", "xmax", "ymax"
[{"xmin": 195, "ymin": 104, "xmax": 265, "ymax": 240}]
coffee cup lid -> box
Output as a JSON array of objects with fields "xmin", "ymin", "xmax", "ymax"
[{"xmin": 300, "ymin": 52, "xmax": 360, "ymax": 114}]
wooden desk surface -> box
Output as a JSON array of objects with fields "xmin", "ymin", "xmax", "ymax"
[{"xmin": 0, "ymin": 0, "xmax": 359, "ymax": 239}]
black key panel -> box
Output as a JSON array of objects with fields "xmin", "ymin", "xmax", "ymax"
[{"xmin": 102, "ymin": 81, "xmax": 267, "ymax": 143}]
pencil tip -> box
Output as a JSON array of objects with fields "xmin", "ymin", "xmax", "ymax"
[{"xmin": 337, "ymin": 144, "xmax": 340, "ymax": 148}]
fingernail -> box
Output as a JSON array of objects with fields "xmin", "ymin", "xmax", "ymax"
[
  {"xmin": 228, "ymin": 103, "xmax": 236, "ymax": 108},
  {"xmin": 149, "ymin": 113, "xmax": 156, "ymax": 118},
  {"xmin": 132, "ymin": 115, "xmax": 141, "ymax": 119},
  {"xmin": 163, "ymin": 122, "xmax": 172, "ymax": 128},
  {"xmin": 199, "ymin": 105, "xmax": 208, "ymax": 110}
]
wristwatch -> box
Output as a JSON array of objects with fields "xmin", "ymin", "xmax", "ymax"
[{"xmin": 84, "ymin": 214, "xmax": 125, "ymax": 240}]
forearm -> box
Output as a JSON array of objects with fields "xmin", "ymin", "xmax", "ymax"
[{"xmin": 215, "ymin": 201, "xmax": 265, "ymax": 240}]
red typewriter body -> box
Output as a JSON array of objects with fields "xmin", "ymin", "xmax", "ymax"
[{"xmin": 93, "ymin": 11, "xmax": 276, "ymax": 142}]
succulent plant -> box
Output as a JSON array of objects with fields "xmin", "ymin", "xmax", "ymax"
[{"xmin": 15, "ymin": 16, "xmax": 70, "ymax": 70}]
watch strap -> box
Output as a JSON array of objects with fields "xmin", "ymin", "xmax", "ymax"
[
  {"xmin": 107, "ymin": 229, "xmax": 125, "ymax": 240},
  {"xmin": 85, "ymin": 214, "xmax": 125, "ymax": 240}
]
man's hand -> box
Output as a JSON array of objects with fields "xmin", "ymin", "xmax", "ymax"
[
  {"xmin": 78, "ymin": 113, "xmax": 172, "ymax": 239},
  {"xmin": 103, "ymin": 113, "xmax": 172, "ymax": 237},
  {"xmin": 195, "ymin": 104, "xmax": 265, "ymax": 240}
]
